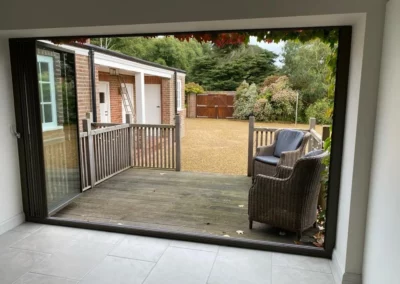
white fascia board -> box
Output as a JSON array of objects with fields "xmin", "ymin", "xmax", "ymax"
[
  {"xmin": 60, "ymin": 44, "xmax": 89, "ymax": 56},
  {"xmin": 37, "ymin": 40, "xmax": 89, "ymax": 56},
  {"xmin": 94, "ymin": 52, "xmax": 173, "ymax": 78}
]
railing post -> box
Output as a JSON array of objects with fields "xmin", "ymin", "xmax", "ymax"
[
  {"xmin": 126, "ymin": 114, "xmax": 133, "ymax": 167},
  {"xmin": 175, "ymin": 114, "xmax": 181, "ymax": 171},
  {"xmin": 247, "ymin": 116, "xmax": 255, "ymax": 177},
  {"xmin": 322, "ymin": 125, "xmax": 330, "ymax": 149},
  {"xmin": 83, "ymin": 112, "xmax": 96, "ymax": 188},
  {"xmin": 308, "ymin": 117, "xmax": 316, "ymax": 152},
  {"xmin": 309, "ymin": 117, "xmax": 316, "ymax": 130}
]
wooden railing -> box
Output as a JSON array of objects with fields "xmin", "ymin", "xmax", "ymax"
[
  {"xmin": 131, "ymin": 124, "xmax": 178, "ymax": 169},
  {"xmin": 79, "ymin": 113, "xmax": 181, "ymax": 191},
  {"xmin": 247, "ymin": 116, "xmax": 329, "ymax": 176}
]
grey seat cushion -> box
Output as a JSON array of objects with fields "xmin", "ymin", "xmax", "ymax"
[
  {"xmin": 273, "ymin": 130, "xmax": 305, "ymax": 158},
  {"xmin": 255, "ymin": 155, "xmax": 280, "ymax": 166}
]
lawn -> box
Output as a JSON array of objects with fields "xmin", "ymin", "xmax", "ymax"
[{"xmin": 181, "ymin": 118, "xmax": 322, "ymax": 175}]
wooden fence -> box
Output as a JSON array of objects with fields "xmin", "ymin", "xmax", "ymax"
[
  {"xmin": 247, "ymin": 116, "xmax": 330, "ymax": 176},
  {"xmin": 79, "ymin": 113, "xmax": 181, "ymax": 191}
]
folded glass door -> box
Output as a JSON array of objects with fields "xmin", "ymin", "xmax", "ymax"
[{"xmin": 36, "ymin": 43, "xmax": 81, "ymax": 214}]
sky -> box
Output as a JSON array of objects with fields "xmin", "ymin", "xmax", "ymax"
[{"xmin": 249, "ymin": 37, "xmax": 285, "ymax": 67}]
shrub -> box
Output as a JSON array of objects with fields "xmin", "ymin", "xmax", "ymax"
[
  {"xmin": 233, "ymin": 81, "xmax": 258, "ymax": 119},
  {"xmin": 259, "ymin": 76, "xmax": 298, "ymax": 121},
  {"xmin": 185, "ymin": 82, "xmax": 205, "ymax": 94},
  {"xmin": 253, "ymin": 99, "xmax": 273, "ymax": 121},
  {"xmin": 305, "ymin": 98, "xmax": 332, "ymax": 124}
]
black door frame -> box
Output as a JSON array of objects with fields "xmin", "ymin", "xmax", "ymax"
[{"xmin": 9, "ymin": 26, "xmax": 351, "ymax": 259}]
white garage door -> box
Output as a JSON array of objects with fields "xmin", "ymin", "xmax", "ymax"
[{"xmin": 145, "ymin": 84, "xmax": 161, "ymax": 124}]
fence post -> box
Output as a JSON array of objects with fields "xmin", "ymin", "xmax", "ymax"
[
  {"xmin": 175, "ymin": 114, "xmax": 181, "ymax": 171},
  {"xmin": 126, "ymin": 114, "xmax": 133, "ymax": 167},
  {"xmin": 308, "ymin": 118, "xmax": 316, "ymax": 152},
  {"xmin": 247, "ymin": 116, "xmax": 255, "ymax": 177},
  {"xmin": 83, "ymin": 112, "xmax": 96, "ymax": 188}
]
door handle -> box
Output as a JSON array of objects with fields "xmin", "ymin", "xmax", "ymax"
[{"xmin": 157, "ymin": 106, "xmax": 160, "ymax": 108}]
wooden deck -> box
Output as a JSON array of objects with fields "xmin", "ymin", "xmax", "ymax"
[{"xmin": 55, "ymin": 168, "xmax": 317, "ymax": 245}]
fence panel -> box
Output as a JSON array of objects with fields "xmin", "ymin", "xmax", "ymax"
[
  {"xmin": 92, "ymin": 124, "xmax": 131, "ymax": 184},
  {"xmin": 131, "ymin": 124, "xmax": 177, "ymax": 170}
]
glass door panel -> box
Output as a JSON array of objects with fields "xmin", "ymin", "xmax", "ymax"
[{"xmin": 36, "ymin": 45, "xmax": 81, "ymax": 214}]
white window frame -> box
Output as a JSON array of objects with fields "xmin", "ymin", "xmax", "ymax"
[
  {"xmin": 177, "ymin": 79, "xmax": 182, "ymax": 111},
  {"xmin": 37, "ymin": 55, "xmax": 58, "ymax": 131}
]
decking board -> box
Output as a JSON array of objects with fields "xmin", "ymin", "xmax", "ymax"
[{"xmin": 55, "ymin": 168, "xmax": 317, "ymax": 245}]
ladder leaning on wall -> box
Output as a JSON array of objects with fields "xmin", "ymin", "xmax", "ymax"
[{"xmin": 116, "ymin": 74, "xmax": 135, "ymax": 121}]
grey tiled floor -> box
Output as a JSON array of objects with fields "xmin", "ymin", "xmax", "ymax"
[{"xmin": 0, "ymin": 223, "xmax": 335, "ymax": 284}]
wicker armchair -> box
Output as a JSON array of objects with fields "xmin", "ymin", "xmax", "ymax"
[
  {"xmin": 253, "ymin": 129, "xmax": 310, "ymax": 178},
  {"xmin": 248, "ymin": 150, "xmax": 328, "ymax": 240}
]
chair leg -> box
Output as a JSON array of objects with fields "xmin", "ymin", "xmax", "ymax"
[
  {"xmin": 296, "ymin": 231, "xmax": 302, "ymax": 241},
  {"xmin": 249, "ymin": 220, "xmax": 253, "ymax": 230}
]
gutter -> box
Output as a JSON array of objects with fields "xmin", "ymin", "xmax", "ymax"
[{"xmin": 89, "ymin": 48, "xmax": 97, "ymax": 122}]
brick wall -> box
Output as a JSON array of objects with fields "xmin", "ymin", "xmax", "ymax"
[
  {"xmin": 76, "ymin": 54, "xmax": 100, "ymax": 129},
  {"xmin": 187, "ymin": 93, "xmax": 197, "ymax": 118},
  {"xmin": 161, "ymin": 73, "xmax": 186, "ymax": 137}
]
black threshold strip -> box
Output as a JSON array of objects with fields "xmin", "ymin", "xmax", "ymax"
[{"xmin": 27, "ymin": 216, "xmax": 329, "ymax": 259}]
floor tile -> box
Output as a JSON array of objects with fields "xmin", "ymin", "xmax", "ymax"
[
  {"xmin": 109, "ymin": 235, "xmax": 170, "ymax": 262},
  {"xmin": 31, "ymin": 241, "xmax": 114, "ymax": 280},
  {"xmin": 12, "ymin": 223, "xmax": 43, "ymax": 234},
  {"xmin": 272, "ymin": 253, "xmax": 332, "ymax": 273},
  {"xmin": 170, "ymin": 240, "xmax": 219, "ymax": 252},
  {"xmin": 144, "ymin": 247, "xmax": 216, "ymax": 284},
  {"xmin": 80, "ymin": 256, "xmax": 154, "ymax": 284},
  {"xmin": 272, "ymin": 266, "xmax": 335, "ymax": 284},
  {"xmin": 73, "ymin": 229, "xmax": 124, "ymax": 245},
  {"xmin": 208, "ymin": 246, "xmax": 272, "ymax": 284},
  {"xmin": 13, "ymin": 273, "xmax": 77, "ymax": 284},
  {"xmin": 0, "ymin": 248, "xmax": 49, "ymax": 284},
  {"xmin": 10, "ymin": 231, "xmax": 76, "ymax": 254},
  {"xmin": 33, "ymin": 225, "xmax": 84, "ymax": 238},
  {"xmin": 0, "ymin": 230, "xmax": 30, "ymax": 253}
]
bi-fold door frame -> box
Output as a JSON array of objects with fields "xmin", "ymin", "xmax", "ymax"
[{"xmin": 8, "ymin": 26, "xmax": 351, "ymax": 259}]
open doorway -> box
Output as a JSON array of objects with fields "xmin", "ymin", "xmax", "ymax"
[{"xmin": 9, "ymin": 27, "xmax": 350, "ymax": 257}]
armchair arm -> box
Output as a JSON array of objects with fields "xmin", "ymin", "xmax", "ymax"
[
  {"xmin": 278, "ymin": 133, "xmax": 310, "ymax": 167},
  {"xmin": 278, "ymin": 149, "xmax": 303, "ymax": 167},
  {"xmin": 274, "ymin": 165, "xmax": 294, "ymax": 179},
  {"xmin": 255, "ymin": 145, "xmax": 275, "ymax": 156}
]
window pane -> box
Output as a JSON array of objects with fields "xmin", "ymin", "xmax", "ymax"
[
  {"xmin": 43, "ymin": 104, "xmax": 53, "ymax": 123},
  {"xmin": 42, "ymin": 83, "xmax": 51, "ymax": 102},
  {"xmin": 40, "ymin": 62, "xmax": 50, "ymax": 81}
]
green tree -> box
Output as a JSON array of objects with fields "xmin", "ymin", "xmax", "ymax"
[
  {"xmin": 91, "ymin": 36, "xmax": 211, "ymax": 80},
  {"xmin": 281, "ymin": 39, "xmax": 331, "ymax": 107},
  {"xmin": 190, "ymin": 44, "xmax": 277, "ymax": 91}
]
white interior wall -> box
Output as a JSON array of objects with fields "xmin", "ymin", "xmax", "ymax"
[
  {"xmin": 0, "ymin": 1, "xmax": 388, "ymax": 283},
  {"xmin": 363, "ymin": 0, "xmax": 400, "ymax": 283},
  {"xmin": 0, "ymin": 37, "xmax": 24, "ymax": 234}
]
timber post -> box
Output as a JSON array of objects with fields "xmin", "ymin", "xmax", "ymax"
[
  {"xmin": 247, "ymin": 116, "xmax": 255, "ymax": 177},
  {"xmin": 175, "ymin": 114, "xmax": 181, "ymax": 171},
  {"xmin": 83, "ymin": 112, "xmax": 96, "ymax": 188},
  {"xmin": 126, "ymin": 114, "xmax": 133, "ymax": 167}
]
